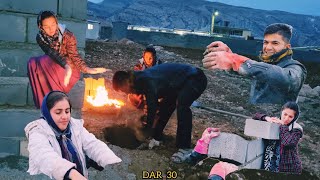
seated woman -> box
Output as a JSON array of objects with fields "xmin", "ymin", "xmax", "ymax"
[
  {"xmin": 28, "ymin": 10, "xmax": 109, "ymax": 108},
  {"xmin": 253, "ymin": 101, "xmax": 303, "ymax": 174},
  {"xmin": 24, "ymin": 91, "xmax": 121, "ymax": 180}
]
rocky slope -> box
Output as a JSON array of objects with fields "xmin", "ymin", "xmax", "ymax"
[{"xmin": 88, "ymin": 0, "xmax": 320, "ymax": 47}]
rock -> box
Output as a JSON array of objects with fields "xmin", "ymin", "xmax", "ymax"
[
  {"xmin": 313, "ymin": 86, "xmax": 320, "ymax": 96},
  {"xmin": 118, "ymin": 38, "xmax": 133, "ymax": 45},
  {"xmin": 298, "ymin": 96, "xmax": 306, "ymax": 103},
  {"xmin": 299, "ymin": 84, "xmax": 319, "ymax": 98},
  {"xmin": 154, "ymin": 46, "xmax": 164, "ymax": 51},
  {"xmin": 126, "ymin": 173, "xmax": 136, "ymax": 180},
  {"xmin": 125, "ymin": 40, "xmax": 135, "ymax": 45},
  {"xmin": 234, "ymin": 106, "xmax": 244, "ymax": 111}
]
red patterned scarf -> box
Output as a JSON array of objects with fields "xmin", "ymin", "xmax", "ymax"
[{"xmin": 38, "ymin": 26, "xmax": 62, "ymax": 52}]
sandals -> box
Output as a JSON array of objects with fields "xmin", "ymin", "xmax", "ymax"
[{"xmin": 171, "ymin": 149, "xmax": 193, "ymax": 163}]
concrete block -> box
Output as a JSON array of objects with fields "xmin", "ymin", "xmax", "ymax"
[
  {"xmin": 244, "ymin": 119, "xmax": 280, "ymax": 140},
  {"xmin": 27, "ymin": 17, "xmax": 87, "ymax": 47},
  {"xmin": 0, "ymin": 45, "xmax": 42, "ymax": 77},
  {"xmin": 68, "ymin": 80, "xmax": 85, "ymax": 109},
  {"xmin": 27, "ymin": 82, "xmax": 35, "ymax": 106},
  {"xmin": 27, "ymin": 17, "xmax": 86, "ymax": 48},
  {"xmin": 242, "ymin": 154, "xmax": 264, "ymax": 169},
  {"xmin": 0, "ymin": 152, "xmax": 13, "ymax": 158},
  {"xmin": 0, "ymin": 14, "xmax": 26, "ymax": 42},
  {"xmin": 0, "ymin": 109, "xmax": 39, "ymax": 137},
  {"xmin": 0, "ymin": 0, "xmax": 57, "ymax": 14},
  {"xmin": 244, "ymin": 138, "xmax": 264, "ymax": 169},
  {"xmin": 20, "ymin": 139, "xmax": 29, "ymax": 157},
  {"xmin": 27, "ymin": 16, "xmax": 38, "ymax": 44},
  {"xmin": 59, "ymin": 0, "xmax": 87, "ymax": 20},
  {"xmin": 208, "ymin": 132, "xmax": 248, "ymax": 164},
  {"xmin": 60, "ymin": 20, "xmax": 87, "ymax": 48},
  {"xmin": 0, "ymin": 77, "xmax": 28, "ymax": 106},
  {"xmin": 0, "ymin": 138, "xmax": 20, "ymax": 155}
]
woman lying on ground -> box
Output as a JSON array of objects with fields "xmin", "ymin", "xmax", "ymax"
[{"xmin": 25, "ymin": 91, "xmax": 121, "ymax": 180}]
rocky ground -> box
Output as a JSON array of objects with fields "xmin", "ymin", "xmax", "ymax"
[
  {"xmin": 82, "ymin": 40, "xmax": 320, "ymax": 179},
  {"xmin": 0, "ymin": 39, "xmax": 319, "ymax": 180}
]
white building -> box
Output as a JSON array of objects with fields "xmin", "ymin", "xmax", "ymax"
[{"xmin": 86, "ymin": 20, "xmax": 100, "ymax": 40}]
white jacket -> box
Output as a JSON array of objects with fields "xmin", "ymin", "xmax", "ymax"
[{"xmin": 24, "ymin": 118, "xmax": 122, "ymax": 180}]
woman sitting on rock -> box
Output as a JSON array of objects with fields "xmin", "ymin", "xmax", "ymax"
[
  {"xmin": 28, "ymin": 10, "xmax": 109, "ymax": 108},
  {"xmin": 253, "ymin": 101, "xmax": 303, "ymax": 174},
  {"xmin": 25, "ymin": 91, "xmax": 121, "ymax": 180}
]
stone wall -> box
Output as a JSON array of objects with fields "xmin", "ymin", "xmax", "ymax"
[
  {"xmin": 126, "ymin": 29, "xmax": 261, "ymax": 55},
  {"xmin": 0, "ymin": 0, "xmax": 86, "ymax": 156}
]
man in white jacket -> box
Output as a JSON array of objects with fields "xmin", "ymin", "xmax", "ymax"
[{"xmin": 25, "ymin": 91, "xmax": 121, "ymax": 179}]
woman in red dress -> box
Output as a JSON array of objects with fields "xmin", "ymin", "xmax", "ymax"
[{"xmin": 28, "ymin": 11, "xmax": 109, "ymax": 108}]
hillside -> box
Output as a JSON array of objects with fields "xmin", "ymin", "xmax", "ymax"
[{"xmin": 87, "ymin": 0, "xmax": 320, "ymax": 47}]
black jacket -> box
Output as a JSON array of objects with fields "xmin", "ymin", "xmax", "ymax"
[{"xmin": 133, "ymin": 63, "xmax": 199, "ymax": 124}]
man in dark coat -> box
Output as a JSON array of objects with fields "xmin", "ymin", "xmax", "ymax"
[{"xmin": 112, "ymin": 63, "xmax": 207, "ymax": 151}]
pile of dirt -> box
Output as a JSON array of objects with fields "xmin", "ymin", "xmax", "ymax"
[{"xmin": 83, "ymin": 40, "xmax": 320, "ymax": 179}]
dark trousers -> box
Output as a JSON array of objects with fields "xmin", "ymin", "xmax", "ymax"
[{"xmin": 153, "ymin": 69, "xmax": 207, "ymax": 148}]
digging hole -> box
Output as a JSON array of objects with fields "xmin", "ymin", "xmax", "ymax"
[{"xmin": 103, "ymin": 126, "xmax": 142, "ymax": 149}]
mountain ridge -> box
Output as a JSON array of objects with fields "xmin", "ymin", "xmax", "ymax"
[{"xmin": 88, "ymin": 0, "xmax": 320, "ymax": 47}]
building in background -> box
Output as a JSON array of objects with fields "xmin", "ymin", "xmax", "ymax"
[{"xmin": 86, "ymin": 20, "xmax": 100, "ymax": 40}]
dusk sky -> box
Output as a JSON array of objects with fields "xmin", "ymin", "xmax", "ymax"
[
  {"xmin": 88, "ymin": 0, "xmax": 320, "ymax": 16},
  {"xmin": 88, "ymin": 0, "xmax": 104, "ymax": 3}
]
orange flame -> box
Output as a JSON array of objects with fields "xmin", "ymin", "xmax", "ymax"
[{"xmin": 86, "ymin": 86, "xmax": 124, "ymax": 108}]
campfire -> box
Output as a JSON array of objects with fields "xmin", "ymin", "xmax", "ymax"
[
  {"xmin": 86, "ymin": 86, "xmax": 124, "ymax": 108},
  {"xmin": 83, "ymin": 78, "xmax": 124, "ymax": 112}
]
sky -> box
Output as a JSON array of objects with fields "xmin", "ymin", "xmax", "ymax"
[
  {"xmin": 88, "ymin": 0, "xmax": 104, "ymax": 3},
  {"xmin": 207, "ymin": 0, "xmax": 320, "ymax": 16}
]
